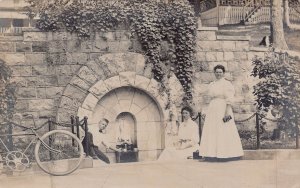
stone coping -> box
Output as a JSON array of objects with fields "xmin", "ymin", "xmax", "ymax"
[
  {"xmin": 217, "ymin": 35, "xmax": 251, "ymax": 41},
  {"xmin": 249, "ymin": 46, "xmax": 269, "ymax": 52},
  {"xmin": 243, "ymin": 149, "xmax": 300, "ymax": 160},
  {"xmin": 197, "ymin": 27, "xmax": 218, "ymax": 31},
  {"xmin": 21, "ymin": 27, "xmax": 41, "ymax": 32}
]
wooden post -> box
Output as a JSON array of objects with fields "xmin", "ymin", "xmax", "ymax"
[
  {"xmin": 198, "ymin": 112, "xmax": 202, "ymax": 144},
  {"xmin": 217, "ymin": 0, "xmax": 220, "ymax": 26},
  {"xmin": 7, "ymin": 122, "xmax": 13, "ymax": 151},
  {"xmin": 296, "ymin": 127, "xmax": 299, "ymax": 149},
  {"xmin": 256, "ymin": 113, "xmax": 260, "ymax": 149},
  {"xmin": 48, "ymin": 118, "xmax": 53, "ymax": 160}
]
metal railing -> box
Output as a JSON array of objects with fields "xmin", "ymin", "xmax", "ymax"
[
  {"xmin": 192, "ymin": 112, "xmax": 299, "ymax": 150},
  {"xmin": 0, "ymin": 27, "xmax": 23, "ymax": 34}
]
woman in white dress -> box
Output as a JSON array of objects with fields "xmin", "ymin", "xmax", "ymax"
[
  {"xmin": 199, "ymin": 65, "xmax": 243, "ymax": 160},
  {"xmin": 158, "ymin": 107, "xmax": 199, "ymax": 161}
]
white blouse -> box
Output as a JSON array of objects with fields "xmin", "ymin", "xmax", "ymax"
[
  {"xmin": 207, "ymin": 78, "xmax": 235, "ymax": 105},
  {"xmin": 177, "ymin": 118, "xmax": 199, "ymax": 143}
]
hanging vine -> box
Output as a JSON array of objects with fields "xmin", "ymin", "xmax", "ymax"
[{"xmin": 25, "ymin": 0, "xmax": 197, "ymax": 106}]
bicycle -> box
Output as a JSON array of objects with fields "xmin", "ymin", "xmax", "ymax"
[{"xmin": 0, "ymin": 116, "xmax": 84, "ymax": 176}]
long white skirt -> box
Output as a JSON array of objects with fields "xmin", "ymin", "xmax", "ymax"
[{"xmin": 199, "ymin": 98, "xmax": 244, "ymax": 158}]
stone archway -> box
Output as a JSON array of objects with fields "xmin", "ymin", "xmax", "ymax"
[
  {"xmin": 86, "ymin": 86, "xmax": 164, "ymax": 162},
  {"xmin": 56, "ymin": 52, "xmax": 174, "ymax": 162}
]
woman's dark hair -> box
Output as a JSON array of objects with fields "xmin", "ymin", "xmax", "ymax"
[
  {"xmin": 213, "ymin": 65, "xmax": 225, "ymax": 73},
  {"xmin": 181, "ymin": 106, "xmax": 193, "ymax": 116}
]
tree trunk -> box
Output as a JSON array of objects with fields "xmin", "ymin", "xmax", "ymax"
[
  {"xmin": 271, "ymin": 0, "xmax": 289, "ymax": 50},
  {"xmin": 283, "ymin": 0, "xmax": 290, "ymax": 27}
]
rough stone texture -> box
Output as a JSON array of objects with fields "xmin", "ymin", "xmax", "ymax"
[
  {"xmin": 197, "ymin": 31, "xmax": 217, "ymax": 41},
  {"xmin": 0, "ymin": 28, "xmax": 274, "ymax": 161},
  {"xmin": 135, "ymin": 75, "xmax": 151, "ymax": 92},
  {"xmin": 77, "ymin": 66, "xmax": 98, "ymax": 84},
  {"xmin": 45, "ymin": 87, "xmax": 64, "ymax": 99},
  {"xmin": 25, "ymin": 53, "xmax": 46, "ymax": 65},
  {"xmin": 1, "ymin": 53, "xmax": 26, "ymax": 66},
  {"xmin": 16, "ymin": 42, "xmax": 32, "ymax": 52},
  {"xmin": 82, "ymin": 93, "xmax": 99, "ymax": 111},
  {"xmin": 60, "ymin": 96, "xmax": 81, "ymax": 110},
  {"xmin": 86, "ymin": 60, "xmax": 107, "ymax": 80},
  {"xmin": 67, "ymin": 52, "xmax": 88, "ymax": 65},
  {"xmin": 89, "ymin": 80, "xmax": 110, "ymax": 99},
  {"xmin": 119, "ymin": 72, "xmax": 136, "ymax": 86},
  {"xmin": 0, "ymin": 42, "xmax": 15, "ymax": 52},
  {"xmin": 28, "ymin": 99, "xmax": 55, "ymax": 112},
  {"xmin": 24, "ymin": 32, "xmax": 47, "ymax": 41},
  {"xmin": 48, "ymin": 41, "xmax": 67, "ymax": 53},
  {"xmin": 70, "ymin": 76, "xmax": 91, "ymax": 91},
  {"xmin": 222, "ymin": 41, "xmax": 236, "ymax": 51},
  {"xmin": 224, "ymin": 51, "xmax": 235, "ymax": 61},
  {"xmin": 104, "ymin": 76, "xmax": 121, "ymax": 91},
  {"xmin": 57, "ymin": 108, "xmax": 77, "ymax": 123},
  {"xmin": 11, "ymin": 65, "xmax": 32, "ymax": 76},
  {"xmin": 32, "ymin": 65, "xmax": 56, "ymax": 76},
  {"xmin": 32, "ymin": 41, "xmax": 48, "ymax": 52},
  {"xmin": 63, "ymin": 84, "xmax": 88, "ymax": 105},
  {"xmin": 52, "ymin": 32, "xmax": 68, "ymax": 41},
  {"xmin": 236, "ymin": 41, "xmax": 250, "ymax": 51},
  {"xmin": 197, "ymin": 41, "xmax": 223, "ymax": 51},
  {"xmin": 15, "ymin": 87, "xmax": 36, "ymax": 98}
]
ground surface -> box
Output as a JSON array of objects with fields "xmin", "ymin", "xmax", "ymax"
[{"xmin": 1, "ymin": 159, "xmax": 300, "ymax": 188}]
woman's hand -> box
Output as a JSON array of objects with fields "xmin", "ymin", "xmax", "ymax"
[
  {"xmin": 175, "ymin": 139, "xmax": 194, "ymax": 150},
  {"xmin": 201, "ymin": 114, "xmax": 206, "ymax": 121},
  {"xmin": 223, "ymin": 104, "xmax": 232, "ymax": 123}
]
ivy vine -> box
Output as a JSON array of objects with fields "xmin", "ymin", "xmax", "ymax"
[
  {"xmin": 26, "ymin": 0, "xmax": 197, "ymax": 106},
  {"xmin": 251, "ymin": 50, "xmax": 300, "ymax": 136}
]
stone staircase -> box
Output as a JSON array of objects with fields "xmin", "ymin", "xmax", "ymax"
[{"xmin": 217, "ymin": 23, "xmax": 270, "ymax": 48}]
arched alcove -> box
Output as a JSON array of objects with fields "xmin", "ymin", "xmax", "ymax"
[
  {"xmin": 115, "ymin": 112, "xmax": 137, "ymax": 146},
  {"xmin": 56, "ymin": 52, "xmax": 184, "ymax": 162}
]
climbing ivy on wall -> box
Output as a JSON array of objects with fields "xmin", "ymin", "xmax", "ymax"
[
  {"xmin": 0, "ymin": 61, "xmax": 15, "ymax": 119},
  {"xmin": 26, "ymin": 0, "xmax": 197, "ymax": 106}
]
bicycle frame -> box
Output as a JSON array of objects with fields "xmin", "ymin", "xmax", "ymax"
[{"xmin": 0, "ymin": 127, "xmax": 61, "ymax": 163}]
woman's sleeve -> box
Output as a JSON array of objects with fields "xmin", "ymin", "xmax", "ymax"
[{"xmin": 224, "ymin": 81, "xmax": 235, "ymax": 105}]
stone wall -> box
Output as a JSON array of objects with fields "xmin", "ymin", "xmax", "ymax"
[
  {"xmin": 0, "ymin": 26, "xmax": 271, "ymax": 161},
  {"xmin": 0, "ymin": 27, "xmax": 270, "ymax": 128},
  {"xmin": 0, "ymin": 28, "xmax": 145, "ymax": 127}
]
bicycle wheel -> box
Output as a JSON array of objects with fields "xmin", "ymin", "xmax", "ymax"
[{"xmin": 34, "ymin": 130, "xmax": 84, "ymax": 176}]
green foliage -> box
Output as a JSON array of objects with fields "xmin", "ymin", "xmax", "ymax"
[
  {"xmin": 25, "ymin": 0, "xmax": 197, "ymax": 105},
  {"xmin": 0, "ymin": 61, "xmax": 16, "ymax": 119},
  {"xmin": 251, "ymin": 50, "xmax": 300, "ymax": 134}
]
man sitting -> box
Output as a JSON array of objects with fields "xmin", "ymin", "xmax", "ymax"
[{"xmin": 83, "ymin": 118, "xmax": 118, "ymax": 164}]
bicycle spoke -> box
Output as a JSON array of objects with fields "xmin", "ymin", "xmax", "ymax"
[{"xmin": 35, "ymin": 130, "xmax": 84, "ymax": 176}]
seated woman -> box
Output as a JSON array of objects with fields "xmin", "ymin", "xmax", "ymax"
[{"xmin": 158, "ymin": 106, "xmax": 199, "ymax": 161}]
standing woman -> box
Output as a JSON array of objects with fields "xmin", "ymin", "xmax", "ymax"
[{"xmin": 199, "ymin": 65, "xmax": 243, "ymax": 160}]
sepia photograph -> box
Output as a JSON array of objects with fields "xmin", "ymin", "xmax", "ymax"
[{"xmin": 0, "ymin": 0, "xmax": 300, "ymax": 187}]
